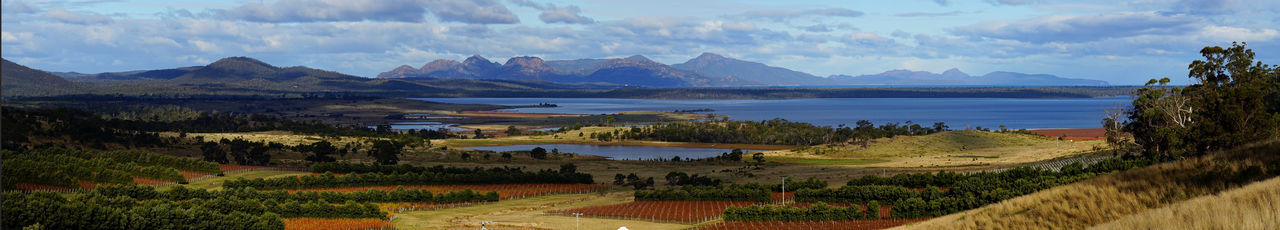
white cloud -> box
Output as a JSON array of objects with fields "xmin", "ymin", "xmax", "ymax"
[{"xmin": 45, "ymin": 8, "xmax": 113, "ymax": 24}]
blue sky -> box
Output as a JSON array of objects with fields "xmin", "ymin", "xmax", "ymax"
[{"xmin": 2, "ymin": 0, "xmax": 1277, "ymax": 85}]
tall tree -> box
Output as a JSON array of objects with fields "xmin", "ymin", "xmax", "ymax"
[
  {"xmin": 368, "ymin": 140, "xmax": 402, "ymax": 165},
  {"xmin": 305, "ymin": 140, "xmax": 337, "ymax": 163},
  {"xmin": 200, "ymin": 142, "xmax": 228, "ymax": 163}
]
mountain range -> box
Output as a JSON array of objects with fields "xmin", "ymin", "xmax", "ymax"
[
  {"xmin": 2, "ymin": 57, "xmax": 618, "ymax": 97},
  {"xmin": 379, "ymin": 53, "xmax": 1109, "ymax": 87}
]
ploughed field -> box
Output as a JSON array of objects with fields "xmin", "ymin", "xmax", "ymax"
[
  {"xmin": 547, "ymin": 201, "xmax": 759, "ymax": 224},
  {"xmin": 696, "ymin": 219, "xmax": 928, "ymax": 230},
  {"xmin": 1028, "ymin": 128, "xmax": 1106, "ymax": 141},
  {"xmin": 282, "ymin": 218, "xmax": 393, "ymax": 230}
]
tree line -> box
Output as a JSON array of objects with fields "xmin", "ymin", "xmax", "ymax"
[
  {"xmin": 724, "ymin": 202, "xmax": 880, "ymax": 221},
  {"xmin": 2, "ymin": 148, "xmax": 222, "ymax": 189},
  {"xmin": 97, "ymin": 184, "xmax": 497, "ymax": 205},
  {"xmin": 226, "ymin": 163, "xmax": 593, "ymax": 189},
  {"xmin": 610, "ymin": 118, "xmax": 948, "ymax": 146},
  {"xmin": 3, "ymin": 183, "xmax": 398, "ymax": 230}
]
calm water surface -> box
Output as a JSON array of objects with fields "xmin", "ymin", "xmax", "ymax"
[{"xmin": 414, "ymin": 97, "xmax": 1130, "ymax": 129}]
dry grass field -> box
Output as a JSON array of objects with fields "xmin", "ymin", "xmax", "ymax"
[
  {"xmin": 1092, "ymin": 176, "xmax": 1280, "ymax": 230},
  {"xmin": 764, "ymin": 130, "xmax": 1103, "ymax": 168},
  {"xmin": 896, "ymin": 139, "xmax": 1280, "ymax": 229}
]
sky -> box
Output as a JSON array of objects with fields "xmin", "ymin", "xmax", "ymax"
[{"xmin": 2, "ymin": 0, "xmax": 1277, "ymax": 85}]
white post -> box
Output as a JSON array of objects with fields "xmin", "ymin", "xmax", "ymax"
[
  {"xmin": 573, "ymin": 212, "xmax": 583, "ymax": 230},
  {"xmin": 781, "ymin": 176, "xmax": 787, "ymax": 204}
]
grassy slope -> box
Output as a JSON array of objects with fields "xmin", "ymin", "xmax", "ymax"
[
  {"xmin": 897, "ymin": 139, "xmax": 1280, "ymax": 229},
  {"xmin": 768, "ymin": 130, "xmax": 1102, "ymax": 168},
  {"xmin": 1093, "ymin": 176, "xmax": 1280, "ymax": 229},
  {"xmin": 393, "ymin": 191, "xmax": 690, "ymax": 230},
  {"xmin": 170, "ymin": 170, "xmax": 308, "ymax": 191}
]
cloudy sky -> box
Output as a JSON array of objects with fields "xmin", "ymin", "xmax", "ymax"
[{"xmin": 2, "ymin": 0, "xmax": 1277, "ymax": 85}]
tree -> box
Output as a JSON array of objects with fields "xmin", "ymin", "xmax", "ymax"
[
  {"xmin": 368, "ymin": 140, "xmax": 402, "ymax": 165},
  {"xmin": 504, "ymin": 125, "xmax": 521, "ymax": 136},
  {"xmin": 501, "ymin": 152, "xmax": 513, "ymax": 161},
  {"xmin": 614, "ymin": 174, "xmax": 627, "ymax": 185},
  {"xmin": 752, "ymin": 152, "xmax": 765, "ymax": 167},
  {"xmin": 559, "ymin": 163, "xmax": 577, "ymax": 174},
  {"xmin": 932, "ymin": 122, "xmax": 948, "ymax": 132},
  {"xmin": 473, "ymin": 129, "xmax": 484, "ymax": 138},
  {"xmin": 530, "ymin": 147, "xmax": 548, "ymax": 160},
  {"xmin": 1102, "ymin": 105, "xmax": 1127, "ymax": 153},
  {"xmin": 460, "ymin": 153, "xmax": 471, "ymax": 160},
  {"xmin": 200, "ymin": 142, "xmax": 227, "ymax": 163},
  {"xmin": 1125, "ymin": 42, "xmax": 1279, "ymax": 158},
  {"xmin": 305, "ymin": 140, "xmax": 337, "ymax": 163}
]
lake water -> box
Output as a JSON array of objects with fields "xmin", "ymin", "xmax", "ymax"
[
  {"xmin": 466, "ymin": 144, "xmax": 760, "ymax": 160},
  {"xmin": 414, "ymin": 97, "xmax": 1131, "ymax": 129}
]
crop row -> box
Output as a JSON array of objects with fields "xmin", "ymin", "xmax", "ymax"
[
  {"xmin": 274, "ymin": 183, "xmax": 611, "ymax": 200},
  {"xmin": 695, "ymin": 219, "xmax": 928, "ymax": 230},
  {"xmin": 281, "ymin": 218, "xmax": 392, "ymax": 230},
  {"xmin": 547, "ymin": 201, "xmax": 758, "ymax": 224}
]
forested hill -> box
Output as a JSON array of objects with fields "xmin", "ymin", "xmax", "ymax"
[{"xmin": 1, "ymin": 58, "xmax": 78, "ymax": 97}]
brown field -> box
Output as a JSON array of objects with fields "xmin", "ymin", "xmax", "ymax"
[
  {"xmin": 1028, "ymin": 128, "xmax": 1107, "ymax": 141},
  {"xmin": 697, "ymin": 219, "xmax": 928, "ymax": 230},
  {"xmin": 896, "ymin": 139, "xmax": 1280, "ymax": 229},
  {"xmin": 282, "ymin": 218, "xmax": 392, "ymax": 230},
  {"xmin": 547, "ymin": 201, "xmax": 760, "ymax": 224}
]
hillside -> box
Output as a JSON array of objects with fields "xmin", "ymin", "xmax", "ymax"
[
  {"xmin": 1, "ymin": 58, "xmax": 78, "ymax": 96},
  {"xmin": 830, "ymin": 69, "xmax": 1109, "ymax": 86},
  {"xmin": 898, "ymin": 139, "xmax": 1280, "ymax": 229},
  {"xmin": 672, "ymin": 52, "xmax": 829, "ymax": 86}
]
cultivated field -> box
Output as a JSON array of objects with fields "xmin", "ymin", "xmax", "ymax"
[
  {"xmin": 547, "ymin": 201, "xmax": 760, "ymax": 224},
  {"xmin": 697, "ymin": 219, "xmax": 927, "ymax": 230},
  {"xmin": 393, "ymin": 192, "xmax": 692, "ymax": 230},
  {"xmin": 282, "ymin": 218, "xmax": 392, "ymax": 230}
]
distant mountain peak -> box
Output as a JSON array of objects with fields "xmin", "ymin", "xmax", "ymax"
[
  {"xmin": 695, "ymin": 52, "xmax": 727, "ymax": 60},
  {"xmin": 623, "ymin": 55, "xmax": 653, "ymax": 63},
  {"xmin": 941, "ymin": 68, "xmax": 969, "ymax": 77},
  {"xmin": 463, "ymin": 55, "xmax": 492, "ymax": 64},
  {"xmin": 503, "ymin": 56, "xmax": 547, "ymax": 67},
  {"xmin": 419, "ymin": 59, "xmax": 461, "ymax": 72},
  {"xmin": 203, "ymin": 57, "xmax": 280, "ymax": 76},
  {"xmin": 208, "ymin": 57, "xmax": 276, "ymax": 69}
]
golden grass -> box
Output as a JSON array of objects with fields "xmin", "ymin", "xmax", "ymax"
[
  {"xmin": 1092, "ymin": 176, "xmax": 1280, "ymax": 230},
  {"xmin": 896, "ymin": 139, "xmax": 1280, "ymax": 230},
  {"xmin": 765, "ymin": 130, "xmax": 1102, "ymax": 168}
]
